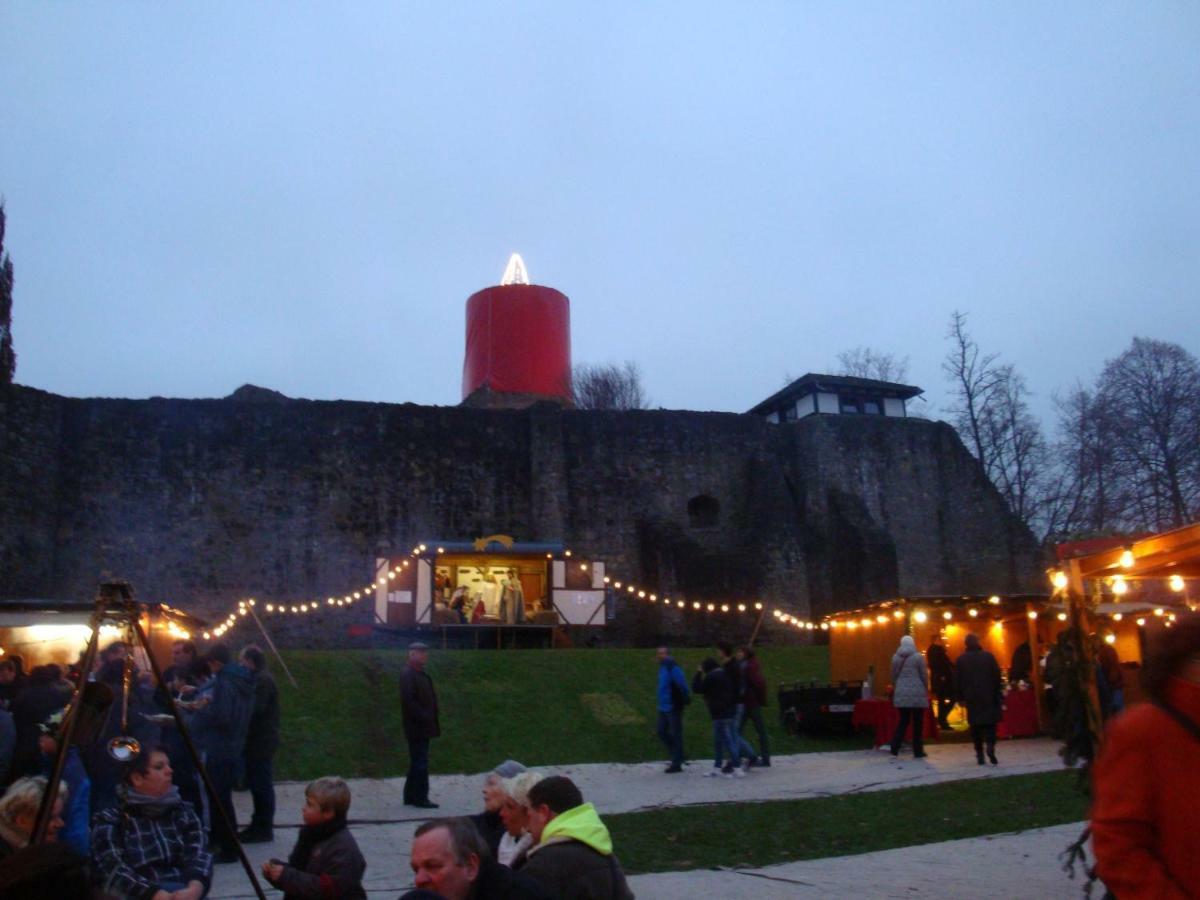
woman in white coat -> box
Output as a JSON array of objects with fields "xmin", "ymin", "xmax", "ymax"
[{"xmin": 889, "ymin": 635, "xmax": 930, "ymax": 758}]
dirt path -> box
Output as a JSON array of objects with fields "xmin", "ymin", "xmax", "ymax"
[{"xmin": 209, "ymin": 737, "xmax": 1067, "ymax": 897}]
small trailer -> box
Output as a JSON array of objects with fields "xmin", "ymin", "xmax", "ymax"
[{"xmin": 778, "ymin": 681, "xmax": 863, "ymax": 736}]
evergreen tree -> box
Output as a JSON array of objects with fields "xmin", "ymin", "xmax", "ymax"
[{"xmin": 0, "ymin": 203, "xmax": 15, "ymax": 384}]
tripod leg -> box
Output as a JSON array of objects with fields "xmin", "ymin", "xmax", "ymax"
[
  {"xmin": 32, "ymin": 608, "xmax": 104, "ymax": 844},
  {"xmin": 132, "ymin": 619, "xmax": 267, "ymax": 900}
]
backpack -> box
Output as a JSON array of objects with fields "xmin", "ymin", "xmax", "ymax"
[{"xmin": 668, "ymin": 664, "xmax": 690, "ymax": 709}]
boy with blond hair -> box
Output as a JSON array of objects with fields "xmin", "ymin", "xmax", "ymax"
[{"xmin": 262, "ymin": 776, "xmax": 366, "ymax": 899}]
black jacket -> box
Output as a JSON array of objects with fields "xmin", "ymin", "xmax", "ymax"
[
  {"xmin": 469, "ymin": 809, "xmax": 506, "ymax": 860},
  {"xmin": 722, "ymin": 658, "xmax": 744, "ymax": 702},
  {"xmin": 521, "ymin": 842, "xmax": 633, "ymax": 900},
  {"xmin": 245, "ymin": 669, "xmax": 280, "ymax": 759},
  {"xmin": 270, "ymin": 821, "xmax": 366, "ymax": 900},
  {"xmin": 956, "ymin": 648, "xmax": 1004, "ymax": 726},
  {"xmin": 692, "ymin": 668, "xmax": 735, "ymax": 721},
  {"xmin": 400, "ymin": 665, "xmax": 440, "ymax": 741},
  {"xmin": 467, "ymin": 858, "xmax": 553, "ymax": 899}
]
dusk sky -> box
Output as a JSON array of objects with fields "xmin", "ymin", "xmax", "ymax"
[{"xmin": 3, "ymin": 4, "xmax": 1198, "ymax": 425}]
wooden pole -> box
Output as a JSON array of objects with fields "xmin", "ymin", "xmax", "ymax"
[
  {"xmin": 246, "ymin": 603, "xmax": 298, "ymax": 689},
  {"xmin": 748, "ymin": 604, "xmax": 768, "ymax": 647}
]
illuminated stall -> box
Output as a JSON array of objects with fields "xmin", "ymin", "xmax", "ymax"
[
  {"xmin": 1050, "ymin": 522, "xmax": 1200, "ymax": 748},
  {"xmin": 0, "ymin": 598, "xmax": 207, "ymax": 669},
  {"xmin": 373, "ymin": 537, "xmax": 607, "ymax": 644},
  {"xmin": 826, "ymin": 595, "xmax": 1052, "ymax": 697}
]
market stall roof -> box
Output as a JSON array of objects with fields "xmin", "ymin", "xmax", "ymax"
[
  {"xmin": 823, "ymin": 593, "xmax": 1049, "ymax": 621},
  {"xmin": 1058, "ymin": 522, "xmax": 1200, "ymax": 580}
]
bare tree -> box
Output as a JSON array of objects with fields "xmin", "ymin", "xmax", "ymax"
[
  {"xmin": 942, "ymin": 312, "xmax": 1055, "ymax": 539},
  {"xmin": 0, "ymin": 203, "xmax": 14, "ymax": 385},
  {"xmin": 835, "ymin": 347, "xmax": 910, "ymax": 383},
  {"xmin": 1094, "ymin": 337, "xmax": 1200, "ymax": 530},
  {"xmin": 942, "ymin": 311, "xmax": 1009, "ymax": 476},
  {"xmin": 1042, "ymin": 385, "xmax": 1118, "ymax": 540},
  {"xmin": 572, "ymin": 361, "xmax": 649, "ymax": 410}
]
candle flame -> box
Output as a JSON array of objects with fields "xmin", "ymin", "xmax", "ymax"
[{"xmin": 500, "ymin": 253, "xmax": 530, "ymax": 286}]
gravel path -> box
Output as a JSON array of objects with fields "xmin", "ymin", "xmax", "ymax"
[{"xmin": 209, "ymin": 738, "xmax": 1068, "ymax": 898}]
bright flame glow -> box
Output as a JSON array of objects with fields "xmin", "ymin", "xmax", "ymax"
[
  {"xmin": 1112, "ymin": 576, "xmax": 1128, "ymax": 596},
  {"xmin": 1119, "ymin": 549, "xmax": 1134, "ymax": 568},
  {"xmin": 989, "ymin": 595, "xmax": 1001, "ymax": 605},
  {"xmin": 913, "ymin": 611, "xmax": 928, "ymax": 624},
  {"xmin": 968, "ymin": 608, "xmax": 979, "ymax": 618},
  {"xmin": 500, "ymin": 253, "xmax": 530, "ymax": 285},
  {"xmin": 1051, "ymin": 571, "xmax": 1068, "ymax": 590},
  {"xmin": 1113, "ymin": 613, "xmax": 1122, "ymax": 621},
  {"xmin": 1169, "ymin": 574, "xmax": 1185, "ymax": 592},
  {"xmin": 1028, "ymin": 610, "xmax": 1039, "ymax": 620},
  {"xmin": 1105, "ymin": 633, "xmax": 1116, "ymax": 644}
]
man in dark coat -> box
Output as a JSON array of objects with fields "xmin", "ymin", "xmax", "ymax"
[
  {"xmin": 400, "ymin": 642, "xmax": 440, "ymax": 809},
  {"xmin": 190, "ymin": 643, "xmax": 255, "ymax": 862},
  {"xmin": 926, "ymin": 637, "xmax": 957, "ymax": 729},
  {"xmin": 956, "ymin": 633, "xmax": 1004, "ymax": 766},
  {"xmin": 717, "ymin": 641, "xmax": 757, "ymax": 768},
  {"xmin": 692, "ymin": 658, "xmax": 740, "ymax": 776},
  {"xmin": 521, "ymin": 777, "xmax": 634, "ymax": 900},
  {"xmin": 239, "ymin": 644, "xmax": 280, "ymax": 843}
]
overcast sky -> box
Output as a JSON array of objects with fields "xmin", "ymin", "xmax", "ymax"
[{"xmin": 2, "ymin": 4, "xmax": 1198, "ymax": 425}]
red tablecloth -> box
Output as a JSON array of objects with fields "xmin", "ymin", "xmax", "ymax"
[
  {"xmin": 997, "ymin": 687, "xmax": 1039, "ymax": 738},
  {"xmin": 852, "ymin": 698, "xmax": 940, "ymax": 748}
]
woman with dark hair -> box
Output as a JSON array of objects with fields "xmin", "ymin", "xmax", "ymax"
[
  {"xmin": 1091, "ymin": 618, "xmax": 1200, "ymax": 897},
  {"xmin": 90, "ymin": 745, "xmax": 212, "ymax": 900}
]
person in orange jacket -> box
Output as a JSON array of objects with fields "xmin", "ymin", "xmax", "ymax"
[{"xmin": 1091, "ymin": 617, "xmax": 1200, "ymax": 898}]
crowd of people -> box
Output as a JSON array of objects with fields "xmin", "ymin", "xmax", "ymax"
[
  {"xmin": 2, "ymin": 621, "xmax": 1196, "ymax": 898},
  {"xmin": 653, "ymin": 641, "xmax": 770, "ymax": 778},
  {"xmin": 0, "ymin": 637, "xmax": 280, "ymax": 897}
]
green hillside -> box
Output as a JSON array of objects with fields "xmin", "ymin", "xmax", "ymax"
[{"xmin": 272, "ymin": 646, "xmax": 865, "ymax": 779}]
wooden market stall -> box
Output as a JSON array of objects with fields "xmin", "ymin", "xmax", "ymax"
[
  {"xmin": 1052, "ymin": 522, "xmax": 1200, "ymax": 747},
  {"xmin": 827, "ymin": 594, "xmax": 1052, "ymax": 697},
  {"xmin": 0, "ymin": 598, "xmax": 207, "ymax": 670}
]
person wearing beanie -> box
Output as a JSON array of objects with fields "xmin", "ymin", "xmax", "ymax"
[
  {"xmin": 889, "ymin": 634, "xmax": 930, "ymax": 758},
  {"xmin": 468, "ymin": 759, "xmax": 527, "ymax": 858}
]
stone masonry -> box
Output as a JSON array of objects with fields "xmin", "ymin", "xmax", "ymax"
[{"xmin": 0, "ymin": 383, "xmax": 1043, "ymax": 646}]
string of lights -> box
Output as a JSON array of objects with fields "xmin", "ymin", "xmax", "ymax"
[{"xmin": 194, "ymin": 544, "xmax": 829, "ymax": 641}]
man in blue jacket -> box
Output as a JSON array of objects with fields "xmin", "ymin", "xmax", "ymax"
[
  {"xmin": 190, "ymin": 643, "xmax": 254, "ymax": 863},
  {"xmin": 655, "ymin": 647, "xmax": 690, "ymax": 774}
]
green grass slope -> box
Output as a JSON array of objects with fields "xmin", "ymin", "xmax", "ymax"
[{"xmin": 273, "ymin": 646, "xmax": 866, "ymax": 780}]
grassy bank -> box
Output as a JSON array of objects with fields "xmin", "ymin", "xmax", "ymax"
[
  {"xmin": 609, "ymin": 770, "xmax": 1087, "ymax": 873},
  {"xmin": 273, "ymin": 646, "xmax": 865, "ymax": 779}
]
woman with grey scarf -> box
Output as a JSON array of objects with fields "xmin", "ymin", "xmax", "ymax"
[{"xmin": 91, "ymin": 746, "xmax": 213, "ymax": 900}]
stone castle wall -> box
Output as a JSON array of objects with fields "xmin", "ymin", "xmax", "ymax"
[{"xmin": 0, "ymin": 384, "xmax": 1044, "ymax": 646}]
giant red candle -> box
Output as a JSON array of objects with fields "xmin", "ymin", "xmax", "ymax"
[{"xmin": 461, "ymin": 254, "xmax": 572, "ymax": 406}]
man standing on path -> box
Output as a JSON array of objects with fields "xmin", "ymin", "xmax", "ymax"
[
  {"xmin": 655, "ymin": 647, "xmax": 689, "ymax": 774},
  {"xmin": 238, "ymin": 644, "xmax": 279, "ymax": 843},
  {"xmin": 400, "ymin": 641, "xmax": 440, "ymax": 809},
  {"xmin": 190, "ymin": 643, "xmax": 255, "ymax": 863}
]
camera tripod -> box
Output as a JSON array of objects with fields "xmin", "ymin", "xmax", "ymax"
[{"xmin": 32, "ymin": 580, "xmax": 267, "ymax": 899}]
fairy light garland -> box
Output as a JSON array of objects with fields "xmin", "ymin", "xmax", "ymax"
[{"xmin": 197, "ymin": 545, "xmax": 827, "ymax": 641}]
